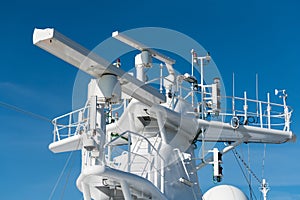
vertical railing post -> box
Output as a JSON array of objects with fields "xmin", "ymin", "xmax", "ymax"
[
  {"xmin": 68, "ymin": 113, "xmax": 72, "ymax": 137},
  {"xmin": 191, "ymin": 50, "xmax": 195, "ymax": 107},
  {"xmin": 259, "ymin": 101, "xmax": 263, "ymax": 128},
  {"xmin": 283, "ymin": 94, "xmax": 290, "ymax": 131},
  {"xmin": 127, "ymin": 133, "xmax": 131, "ymax": 172},
  {"xmin": 53, "ymin": 119, "xmax": 57, "ymax": 142},
  {"xmin": 160, "ymin": 63, "xmax": 163, "ymax": 94},
  {"xmin": 267, "ymin": 93, "xmax": 271, "ymax": 129},
  {"xmin": 243, "ymin": 91, "xmax": 248, "ymax": 124},
  {"xmin": 200, "ymin": 58, "xmax": 204, "ymax": 119}
]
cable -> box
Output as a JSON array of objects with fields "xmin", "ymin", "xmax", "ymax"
[
  {"xmin": 59, "ymin": 138, "xmax": 81, "ymax": 200},
  {"xmin": 49, "ymin": 137, "xmax": 81, "ymax": 200},
  {"xmin": 232, "ymin": 148, "xmax": 262, "ymax": 184},
  {"xmin": 60, "ymin": 151, "xmax": 78, "ymax": 200},
  {"xmin": 262, "ymin": 144, "xmax": 267, "ymax": 179},
  {"xmin": 48, "ymin": 151, "xmax": 74, "ymax": 200},
  {"xmin": 0, "ymin": 100, "xmax": 52, "ymax": 122},
  {"xmin": 232, "ymin": 149, "xmax": 258, "ymax": 200},
  {"xmin": 248, "ymin": 144, "xmax": 252, "ymax": 200}
]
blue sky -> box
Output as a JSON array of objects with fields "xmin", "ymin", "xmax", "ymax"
[{"xmin": 0, "ymin": 0, "xmax": 299, "ymax": 199}]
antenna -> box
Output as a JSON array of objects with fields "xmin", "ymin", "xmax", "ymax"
[
  {"xmin": 260, "ymin": 179, "xmax": 270, "ymax": 200},
  {"xmin": 256, "ymin": 73, "xmax": 259, "ymax": 116},
  {"xmin": 232, "ymin": 72, "xmax": 236, "ymax": 116},
  {"xmin": 256, "ymin": 73, "xmax": 259, "ymax": 100}
]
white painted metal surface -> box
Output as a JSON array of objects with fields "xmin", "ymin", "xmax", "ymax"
[
  {"xmin": 34, "ymin": 28, "xmax": 295, "ymax": 200},
  {"xmin": 33, "ymin": 28, "xmax": 165, "ymax": 106},
  {"xmin": 112, "ymin": 31, "xmax": 175, "ymax": 66}
]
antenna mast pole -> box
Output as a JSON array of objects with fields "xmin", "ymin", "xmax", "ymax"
[
  {"xmin": 260, "ymin": 179, "xmax": 270, "ymax": 200},
  {"xmin": 232, "ymin": 73, "xmax": 236, "ymax": 116},
  {"xmin": 256, "ymin": 73, "xmax": 259, "ymax": 117}
]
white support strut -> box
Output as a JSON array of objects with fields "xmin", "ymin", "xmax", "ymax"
[{"xmin": 121, "ymin": 180, "xmax": 132, "ymax": 200}]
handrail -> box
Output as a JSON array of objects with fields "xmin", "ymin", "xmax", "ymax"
[
  {"xmin": 175, "ymin": 81, "xmax": 293, "ymax": 131},
  {"xmin": 104, "ymin": 131, "xmax": 165, "ymax": 185},
  {"xmin": 51, "ymin": 104, "xmax": 90, "ymax": 141},
  {"xmin": 52, "ymin": 106, "xmax": 89, "ymax": 125},
  {"xmin": 104, "ymin": 130, "xmax": 165, "ymax": 162},
  {"xmin": 124, "ymin": 151, "xmax": 164, "ymax": 177},
  {"xmin": 145, "ymin": 77, "xmax": 161, "ymax": 84},
  {"xmin": 111, "ymin": 101, "xmax": 124, "ymax": 112}
]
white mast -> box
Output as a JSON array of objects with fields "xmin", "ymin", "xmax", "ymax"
[
  {"xmin": 260, "ymin": 179, "xmax": 270, "ymax": 200},
  {"xmin": 33, "ymin": 27, "xmax": 294, "ymax": 200}
]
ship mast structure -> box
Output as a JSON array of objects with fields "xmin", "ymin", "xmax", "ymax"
[{"xmin": 33, "ymin": 28, "xmax": 294, "ymax": 200}]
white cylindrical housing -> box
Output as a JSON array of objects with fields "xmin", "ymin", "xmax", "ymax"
[
  {"xmin": 135, "ymin": 64, "xmax": 145, "ymax": 82},
  {"xmin": 135, "ymin": 51, "xmax": 152, "ymax": 82}
]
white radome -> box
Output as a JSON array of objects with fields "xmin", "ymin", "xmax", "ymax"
[{"xmin": 203, "ymin": 185, "xmax": 248, "ymax": 200}]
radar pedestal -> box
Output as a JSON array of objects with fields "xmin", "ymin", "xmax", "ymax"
[{"xmin": 84, "ymin": 75, "xmax": 121, "ymax": 164}]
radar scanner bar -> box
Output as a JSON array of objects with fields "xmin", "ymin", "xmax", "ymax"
[
  {"xmin": 112, "ymin": 31, "xmax": 175, "ymax": 65},
  {"xmin": 112, "ymin": 31, "xmax": 176, "ymax": 76},
  {"xmin": 33, "ymin": 28, "xmax": 165, "ymax": 106}
]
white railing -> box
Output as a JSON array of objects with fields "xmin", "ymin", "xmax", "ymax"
[
  {"xmin": 144, "ymin": 70, "xmax": 293, "ymax": 132},
  {"xmin": 215, "ymin": 95, "xmax": 292, "ymax": 131},
  {"xmin": 222, "ymin": 95, "xmax": 293, "ymax": 131},
  {"xmin": 104, "ymin": 131, "xmax": 165, "ymax": 192},
  {"xmin": 177, "ymin": 82, "xmax": 293, "ymax": 131},
  {"xmin": 52, "ymin": 105, "xmax": 90, "ymax": 142}
]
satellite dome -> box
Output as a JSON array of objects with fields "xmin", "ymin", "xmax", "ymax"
[{"xmin": 203, "ymin": 185, "xmax": 248, "ymax": 200}]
